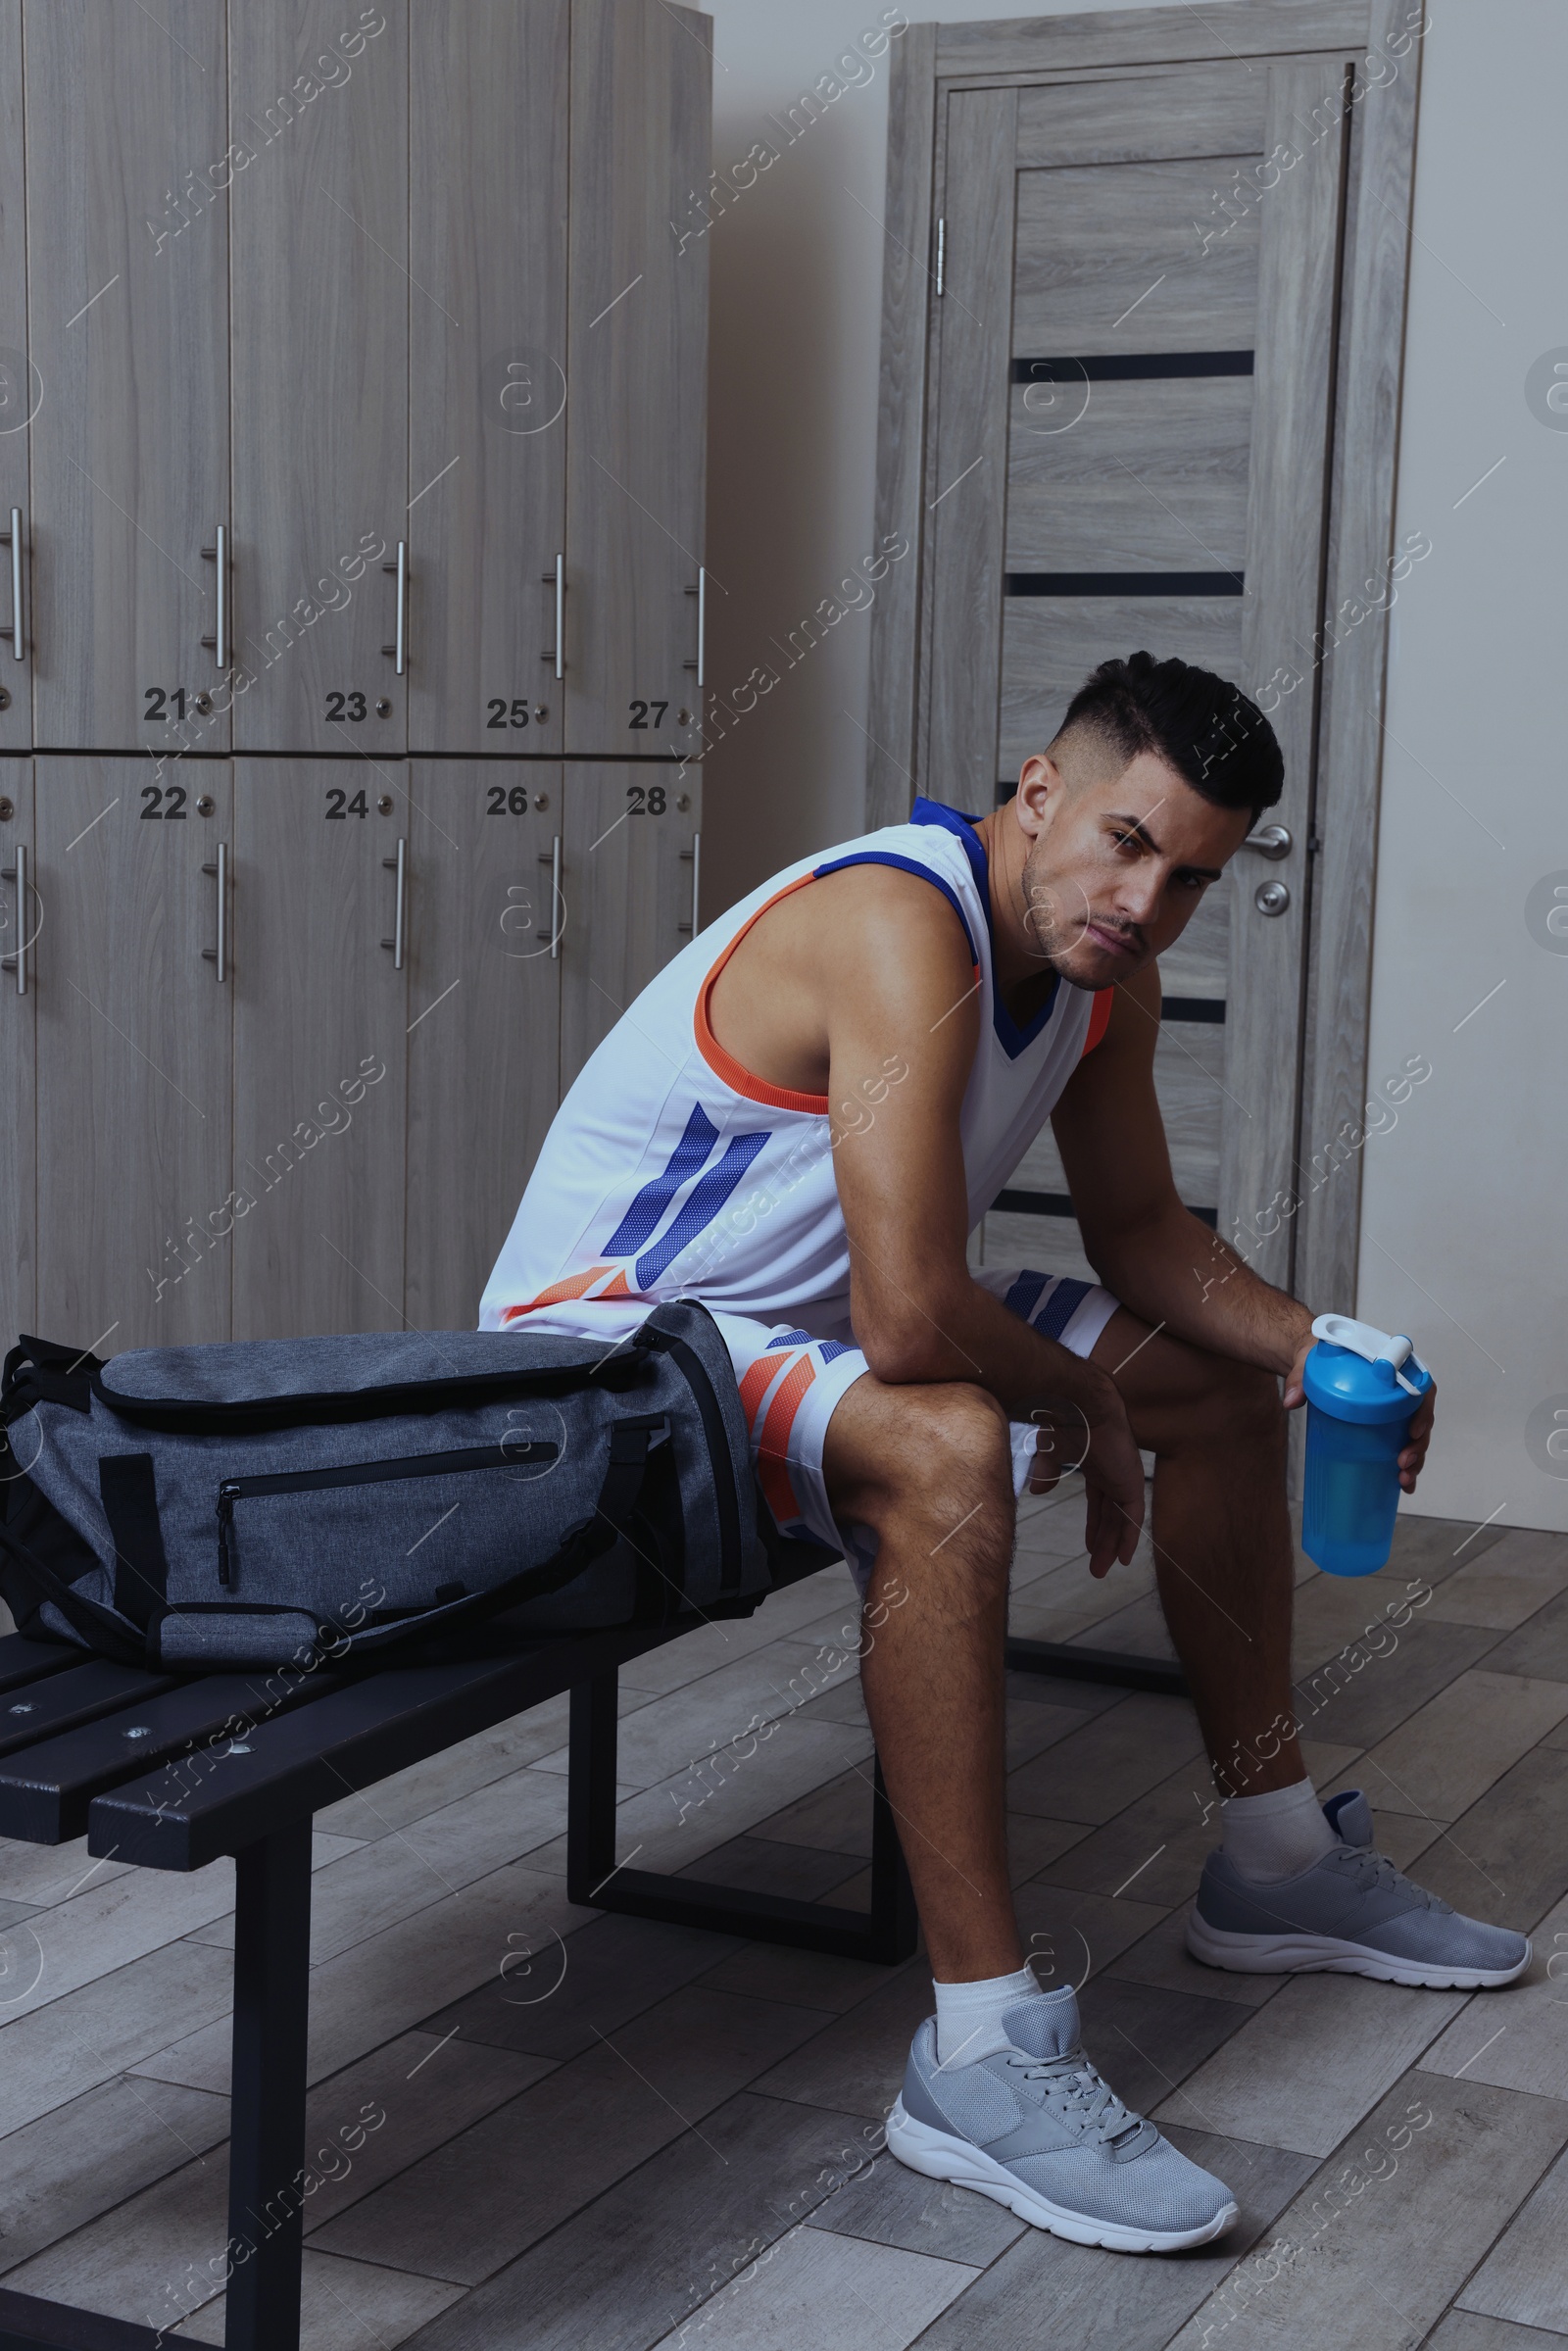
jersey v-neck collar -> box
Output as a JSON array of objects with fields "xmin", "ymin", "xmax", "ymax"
[{"xmin": 910, "ymin": 798, "xmax": 1060, "ymax": 1059}]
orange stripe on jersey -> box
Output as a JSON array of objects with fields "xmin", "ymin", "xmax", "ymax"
[
  {"xmin": 499, "ymin": 1263, "xmax": 612, "ymax": 1322},
  {"xmin": 694, "ymin": 876, "xmax": 831, "ymax": 1115},
  {"xmin": 756, "ymin": 1350, "xmax": 816, "ymax": 1527},
  {"xmin": 597, "ymin": 1269, "xmax": 636, "ymax": 1298},
  {"xmin": 1081, "ymin": 987, "xmax": 1114, "ymax": 1057},
  {"xmin": 737, "ymin": 1350, "xmax": 786, "ymax": 1430}
]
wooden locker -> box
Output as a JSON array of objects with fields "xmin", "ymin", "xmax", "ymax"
[
  {"xmin": 23, "ymin": 0, "xmax": 230, "ymax": 756},
  {"xmin": 229, "ymin": 6, "xmax": 410, "ymax": 754},
  {"xmin": 0, "ymin": 763, "xmax": 34, "ymax": 1347},
  {"xmin": 0, "ymin": 2, "xmax": 29, "ymax": 756},
  {"xmin": 564, "ymin": 0, "xmax": 710, "ymax": 761},
  {"xmin": 408, "ymin": 0, "xmax": 569, "ymax": 758},
  {"xmin": 560, "ymin": 762, "xmax": 701, "ymax": 1092},
  {"xmin": 34, "ymin": 762, "xmax": 234, "ymax": 1350},
  {"xmin": 403, "ymin": 763, "xmax": 564, "ymax": 1330},
  {"xmin": 230, "ymin": 767, "xmax": 408, "ymax": 1339}
]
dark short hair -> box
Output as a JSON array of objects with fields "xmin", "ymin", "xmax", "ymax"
[{"xmin": 1054, "ymin": 652, "xmax": 1284, "ymax": 819}]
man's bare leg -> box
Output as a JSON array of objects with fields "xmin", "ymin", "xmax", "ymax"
[
  {"xmin": 1090, "ymin": 1306, "xmax": 1302, "ymax": 1797},
  {"xmin": 823, "ymin": 1373, "xmax": 1023, "ymax": 1982}
]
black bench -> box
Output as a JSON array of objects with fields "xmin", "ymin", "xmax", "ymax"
[{"xmin": 0, "ymin": 1551, "xmax": 1181, "ymax": 2351}]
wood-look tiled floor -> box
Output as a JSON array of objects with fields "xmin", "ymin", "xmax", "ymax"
[{"xmin": 3, "ymin": 1492, "xmax": 1568, "ymax": 2350}]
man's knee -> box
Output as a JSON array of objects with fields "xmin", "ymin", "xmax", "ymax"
[{"xmin": 843, "ymin": 1378, "xmax": 1014, "ymax": 1549}]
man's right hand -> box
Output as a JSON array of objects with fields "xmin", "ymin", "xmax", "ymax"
[{"xmin": 1080, "ymin": 1389, "xmax": 1147, "ymax": 1577}]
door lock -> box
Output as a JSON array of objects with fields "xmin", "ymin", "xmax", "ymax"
[{"xmin": 1254, "ymin": 879, "xmax": 1291, "ymax": 917}]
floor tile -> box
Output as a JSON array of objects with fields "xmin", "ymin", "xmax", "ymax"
[
  {"xmin": 0, "ymin": 1939, "xmax": 235, "ymax": 2138},
  {"xmin": 1108, "ymin": 1901, "xmax": 1288, "ymax": 2010},
  {"xmin": 1486, "ymin": 1590, "xmax": 1568, "ymax": 1686},
  {"xmin": 1006, "ymin": 1691, "xmax": 1205, "ymax": 1826},
  {"xmin": 692, "ymin": 1939, "xmax": 896, "ymax": 2018},
  {"xmin": 1428, "ymin": 2313, "xmax": 1568, "ymax": 2350},
  {"xmin": 1153, "ymin": 1974, "xmax": 1467, "ymax": 2155},
  {"xmin": 1419, "ymin": 1889, "xmax": 1568, "ymax": 2100},
  {"xmin": 176, "ymin": 2248, "xmax": 465, "ymax": 2347},
  {"xmin": 1165, "ymin": 2073, "xmax": 1568, "ymax": 2351},
  {"xmin": 312, "ymin": 1984, "xmax": 830, "ymax": 2284},
  {"xmin": 751, "ymin": 1766, "xmax": 875, "ymax": 1858},
  {"xmin": 1005, "ymin": 1812, "xmax": 1090, "ymax": 1886},
  {"xmin": 675, "ymin": 1832, "xmax": 862, "ymax": 1903},
  {"xmin": 749, "ymin": 1962, "xmax": 935, "ymax": 2122},
  {"xmin": 644, "ymin": 2215, "xmax": 977, "ymax": 2350},
  {"xmin": 1077, "ymin": 1974, "xmax": 1255, "ymax": 2115},
  {"xmin": 419, "ymin": 1910, "xmax": 743, "ymax": 2063},
  {"xmin": 1352, "ymin": 1670, "xmax": 1568, "ymax": 1823},
  {"xmin": 805, "ymin": 2146, "xmax": 1025, "ymax": 2266},
  {"xmin": 1413, "ymin": 1747, "xmax": 1568, "ymax": 1932},
  {"xmin": 0, "ymin": 2074, "xmax": 229, "ymax": 2279},
  {"xmin": 1456, "ymin": 2140, "xmax": 1568, "ymax": 2332},
  {"xmin": 1291, "ymin": 1619, "xmax": 1502, "ymax": 1752},
  {"xmin": 1426, "ymin": 1531, "xmax": 1568, "ymax": 1632},
  {"xmin": 1012, "ymin": 1880, "xmax": 1168, "ymax": 1988},
  {"xmin": 1292, "ymin": 1567, "xmax": 1452, "ymax": 1676}
]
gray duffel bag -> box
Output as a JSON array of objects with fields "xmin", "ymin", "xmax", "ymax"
[{"xmin": 0, "ymin": 1303, "xmax": 779, "ymax": 1670}]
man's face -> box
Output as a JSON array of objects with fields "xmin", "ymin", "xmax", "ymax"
[{"xmin": 1015, "ymin": 747, "xmax": 1254, "ymax": 989}]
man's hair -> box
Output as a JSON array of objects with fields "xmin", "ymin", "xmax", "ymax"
[{"xmin": 1054, "ymin": 652, "xmax": 1284, "ymax": 819}]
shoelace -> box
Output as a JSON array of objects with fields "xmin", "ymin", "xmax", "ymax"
[
  {"xmin": 1004, "ymin": 2044, "xmax": 1145, "ymax": 2146},
  {"xmin": 1333, "ymin": 1844, "xmax": 1452, "ymax": 1913}
]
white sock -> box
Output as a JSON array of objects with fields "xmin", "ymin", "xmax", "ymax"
[
  {"xmin": 1221, "ymin": 1778, "xmax": 1339, "ymax": 1884},
  {"xmin": 933, "ymin": 1963, "xmax": 1041, "ymax": 2066}
]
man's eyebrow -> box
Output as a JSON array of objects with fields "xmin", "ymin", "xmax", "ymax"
[{"xmin": 1104, "ymin": 812, "xmax": 1223, "ymax": 882}]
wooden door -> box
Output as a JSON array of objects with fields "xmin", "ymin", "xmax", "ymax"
[
  {"xmin": 0, "ymin": 763, "xmax": 34, "ymax": 1346},
  {"xmin": 228, "ymin": 7, "xmax": 409, "ymax": 754},
  {"xmin": 230, "ymin": 768, "xmax": 408, "ymax": 1338},
  {"xmin": 34, "ymin": 763, "xmax": 234, "ymax": 1350},
  {"xmin": 916, "ymin": 48, "xmax": 1350, "ymax": 1294},
  {"xmin": 23, "ymin": 0, "xmax": 230, "ymax": 756},
  {"xmin": 564, "ymin": 0, "xmax": 710, "ymax": 762},
  {"xmin": 0, "ymin": 3, "xmax": 30, "ymax": 756},
  {"xmin": 408, "ymin": 0, "xmax": 569, "ymax": 759},
  {"xmin": 404, "ymin": 764, "xmax": 564, "ymax": 1330},
  {"xmin": 560, "ymin": 763, "xmax": 701, "ymax": 1091}
]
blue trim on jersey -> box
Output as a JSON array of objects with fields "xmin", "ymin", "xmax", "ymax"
[
  {"xmin": 818, "ymin": 1340, "xmax": 857, "ymax": 1363},
  {"xmin": 603, "ymin": 1102, "xmax": 719, "ymax": 1258},
  {"xmin": 811, "ymin": 850, "xmax": 979, "ymax": 968},
  {"xmin": 1035, "ymin": 1275, "xmax": 1092, "ymax": 1342},
  {"xmin": 635, "ymin": 1129, "xmax": 772, "ymax": 1288},
  {"xmin": 910, "ymin": 798, "xmax": 1061, "ymax": 1060},
  {"xmin": 1003, "ymin": 1269, "xmax": 1049, "ymax": 1324},
  {"xmin": 768, "ymin": 1329, "xmax": 814, "ymax": 1349}
]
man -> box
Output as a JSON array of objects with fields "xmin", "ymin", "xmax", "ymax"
[{"xmin": 481, "ymin": 653, "xmax": 1528, "ymax": 2255}]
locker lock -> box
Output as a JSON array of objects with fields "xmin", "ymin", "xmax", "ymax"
[
  {"xmin": 196, "ymin": 795, "xmax": 216, "ymax": 817},
  {"xmin": 0, "ymin": 797, "xmax": 11, "ymax": 820},
  {"xmin": 377, "ymin": 796, "xmax": 394, "ymax": 814},
  {"xmin": 376, "ymin": 699, "xmax": 392, "ymax": 718},
  {"xmin": 533, "ymin": 704, "xmax": 548, "ymax": 722},
  {"xmin": 0, "ymin": 687, "xmax": 9, "ymax": 711},
  {"xmin": 532, "ymin": 792, "xmax": 549, "ymax": 810}
]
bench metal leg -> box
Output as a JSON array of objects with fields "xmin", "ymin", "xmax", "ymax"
[
  {"xmin": 1006, "ymin": 1636, "xmax": 1188, "ymax": 1698},
  {"xmin": 0, "ymin": 1822, "xmax": 314, "ymax": 2351},
  {"xmin": 224, "ymin": 1820, "xmax": 313, "ymax": 2351},
  {"xmin": 568, "ymin": 1675, "xmax": 917, "ymax": 1964}
]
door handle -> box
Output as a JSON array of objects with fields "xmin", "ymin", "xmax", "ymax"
[
  {"xmin": 200, "ymin": 525, "xmax": 229, "ymax": 669},
  {"xmin": 380, "ymin": 839, "xmax": 407, "ymax": 968},
  {"xmin": 542, "ymin": 555, "xmax": 564, "ymax": 680},
  {"xmin": 683, "ymin": 569, "xmax": 706, "ymax": 686},
  {"xmin": 381, "ymin": 541, "xmax": 408, "ymax": 675},
  {"xmin": 1242, "ymin": 823, "xmax": 1292, "ymax": 860},
  {"xmin": 0, "ymin": 841, "xmax": 27, "ymax": 993},
  {"xmin": 201, "ymin": 843, "xmax": 228, "ymax": 981},
  {"xmin": 550, "ymin": 833, "xmax": 562, "ymax": 958},
  {"xmin": 678, "ymin": 832, "xmax": 701, "ymax": 935},
  {"xmin": 0, "ymin": 506, "xmax": 24, "ymax": 661}
]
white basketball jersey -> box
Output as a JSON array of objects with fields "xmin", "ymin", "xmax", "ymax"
[{"xmin": 478, "ymin": 800, "xmax": 1111, "ymax": 1341}]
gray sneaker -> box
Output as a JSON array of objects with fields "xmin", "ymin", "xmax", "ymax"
[
  {"xmin": 887, "ymin": 1984, "xmax": 1239, "ymax": 2253},
  {"xmin": 1187, "ymin": 1789, "xmax": 1531, "ymax": 1989}
]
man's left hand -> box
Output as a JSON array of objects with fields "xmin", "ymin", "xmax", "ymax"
[{"xmin": 1283, "ymin": 1335, "xmax": 1437, "ymax": 1494}]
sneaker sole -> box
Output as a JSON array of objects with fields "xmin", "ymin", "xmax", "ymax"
[
  {"xmin": 886, "ymin": 2098, "xmax": 1239, "ymax": 2254},
  {"xmin": 1185, "ymin": 1910, "xmax": 1531, "ymax": 1989}
]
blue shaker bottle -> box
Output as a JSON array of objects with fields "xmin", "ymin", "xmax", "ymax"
[{"xmin": 1300, "ymin": 1314, "xmax": 1433, "ymax": 1577}]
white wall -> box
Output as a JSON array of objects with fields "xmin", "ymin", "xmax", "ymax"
[{"xmin": 699, "ymin": 0, "xmax": 1568, "ymax": 1532}]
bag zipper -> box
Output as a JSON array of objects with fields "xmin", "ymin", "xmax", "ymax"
[{"xmin": 214, "ymin": 1440, "xmax": 555, "ymax": 1587}]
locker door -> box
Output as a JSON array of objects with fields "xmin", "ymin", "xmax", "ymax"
[
  {"xmin": 0, "ymin": 764, "xmax": 35, "ymax": 1346},
  {"xmin": 409, "ymin": 1, "xmax": 568, "ymax": 758},
  {"xmin": 404, "ymin": 765, "xmax": 563, "ymax": 1330},
  {"xmin": 564, "ymin": 0, "xmax": 710, "ymax": 761},
  {"xmin": 561, "ymin": 763, "xmax": 700, "ymax": 1091},
  {"xmin": 231, "ymin": 768, "xmax": 408, "ymax": 1339},
  {"xmin": 229, "ymin": 8, "xmax": 409, "ymax": 754},
  {"xmin": 0, "ymin": 3, "xmax": 30, "ymax": 755},
  {"xmin": 34, "ymin": 763, "xmax": 234, "ymax": 1350},
  {"xmin": 24, "ymin": 1, "xmax": 230, "ymax": 755}
]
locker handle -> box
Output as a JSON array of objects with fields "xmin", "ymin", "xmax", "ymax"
[
  {"xmin": 200, "ymin": 525, "xmax": 229, "ymax": 669},
  {"xmin": 381, "ymin": 541, "xmax": 408, "ymax": 676},
  {"xmin": 0, "ymin": 507, "xmax": 24, "ymax": 661},
  {"xmin": 541, "ymin": 555, "xmax": 564, "ymax": 680},
  {"xmin": 538, "ymin": 836, "xmax": 563, "ymax": 958},
  {"xmin": 678, "ymin": 832, "xmax": 701, "ymax": 936},
  {"xmin": 380, "ymin": 840, "xmax": 407, "ymax": 969},
  {"xmin": 200, "ymin": 843, "xmax": 228, "ymax": 982},
  {"xmin": 0, "ymin": 842, "xmax": 27, "ymax": 993},
  {"xmin": 683, "ymin": 569, "xmax": 706, "ymax": 687}
]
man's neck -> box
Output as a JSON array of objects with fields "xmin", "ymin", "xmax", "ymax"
[{"xmin": 973, "ymin": 805, "xmax": 1060, "ymax": 1023}]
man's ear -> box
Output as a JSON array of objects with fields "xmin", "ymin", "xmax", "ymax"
[{"xmin": 1015, "ymin": 754, "xmax": 1065, "ymax": 841}]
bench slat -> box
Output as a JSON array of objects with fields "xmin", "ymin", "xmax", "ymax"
[
  {"xmin": 0, "ymin": 1633, "xmax": 86, "ymax": 1695},
  {"xmin": 0, "ymin": 1667, "xmax": 347, "ymax": 1845},
  {"xmin": 0, "ymin": 1661, "xmax": 179, "ymax": 1759},
  {"xmin": 87, "ymin": 1621, "xmax": 687, "ymax": 1871}
]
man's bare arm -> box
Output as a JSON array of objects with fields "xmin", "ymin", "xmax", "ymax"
[{"xmin": 819, "ymin": 871, "xmax": 1148, "ymax": 1568}]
